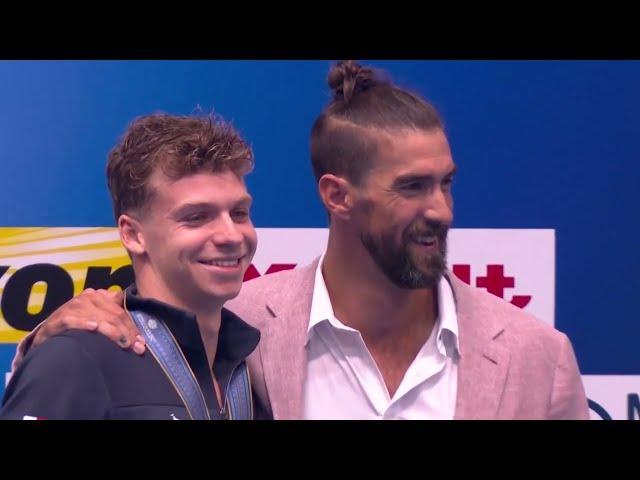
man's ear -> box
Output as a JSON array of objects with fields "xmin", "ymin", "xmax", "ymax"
[
  {"xmin": 318, "ymin": 174, "xmax": 356, "ymax": 221},
  {"xmin": 118, "ymin": 214, "xmax": 146, "ymax": 256}
]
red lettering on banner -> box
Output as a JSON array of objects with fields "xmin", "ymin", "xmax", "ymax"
[
  {"xmin": 452, "ymin": 264, "xmax": 471, "ymax": 285},
  {"xmin": 265, "ymin": 264, "xmax": 297, "ymax": 275},
  {"xmin": 243, "ymin": 264, "xmax": 261, "ymax": 281},
  {"xmin": 246, "ymin": 262, "xmax": 531, "ymax": 309},
  {"xmin": 453, "ymin": 264, "xmax": 532, "ymax": 309},
  {"xmin": 509, "ymin": 295, "xmax": 532, "ymax": 308},
  {"xmin": 243, "ymin": 263, "xmax": 298, "ymax": 281},
  {"xmin": 476, "ymin": 265, "xmax": 514, "ymax": 298}
]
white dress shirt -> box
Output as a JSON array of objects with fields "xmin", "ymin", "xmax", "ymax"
[{"xmin": 303, "ymin": 256, "xmax": 460, "ymax": 419}]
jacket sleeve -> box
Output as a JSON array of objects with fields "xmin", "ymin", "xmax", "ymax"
[
  {"xmin": 548, "ymin": 333, "xmax": 590, "ymax": 420},
  {"xmin": 1, "ymin": 334, "xmax": 111, "ymax": 420}
]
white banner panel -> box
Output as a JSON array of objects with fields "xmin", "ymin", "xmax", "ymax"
[{"xmin": 583, "ymin": 375, "xmax": 640, "ymax": 420}]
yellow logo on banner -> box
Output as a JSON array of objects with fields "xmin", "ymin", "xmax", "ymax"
[{"xmin": 0, "ymin": 228, "xmax": 132, "ymax": 342}]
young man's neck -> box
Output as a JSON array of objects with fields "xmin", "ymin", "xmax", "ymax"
[
  {"xmin": 134, "ymin": 274, "xmax": 223, "ymax": 368},
  {"xmin": 193, "ymin": 309, "xmax": 222, "ymax": 368}
]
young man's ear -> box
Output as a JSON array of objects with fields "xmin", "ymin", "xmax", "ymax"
[
  {"xmin": 318, "ymin": 174, "xmax": 355, "ymax": 221},
  {"xmin": 118, "ymin": 214, "xmax": 146, "ymax": 256}
]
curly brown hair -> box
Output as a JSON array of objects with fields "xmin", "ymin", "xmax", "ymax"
[{"xmin": 106, "ymin": 112, "xmax": 254, "ymax": 221}]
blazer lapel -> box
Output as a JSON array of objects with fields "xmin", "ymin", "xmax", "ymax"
[
  {"xmin": 448, "ymin": 274, "xmax": 511, "ymax": 419},
  {"xmin": 260, "ymin": 259, "xmax": 319, "ymax": 419}
]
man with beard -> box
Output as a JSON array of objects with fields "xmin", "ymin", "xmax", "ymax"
[{"xmin": 10, "ymin": 61, "xmax": 589, "ymax": 419}]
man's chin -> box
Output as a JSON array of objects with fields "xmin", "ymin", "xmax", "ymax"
[
  {"xmin": 212, "ymin": 285, "xmax": 244, "ymax": 303},
  {"xmin": 186, "ymin": 283, "xmax": 243, "ymax": 308},
  {"xmin": 410, "ymin": 251, "xmax": 446, "ymax": 271},
  {"xmin": 403, "ymin": 259, "xmax": 446, "ymax": 289}
]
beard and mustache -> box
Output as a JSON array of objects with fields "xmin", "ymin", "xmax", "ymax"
[{"xmin": 360, "ymin": 220, "xmax": 448, "ymax": 289}]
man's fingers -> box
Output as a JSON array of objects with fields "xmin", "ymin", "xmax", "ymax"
[
  {"xmin": 33, "ymin": 315, "xmax": 84, "ymax": 346},
  {"xmin": 104, "ymin": 289, "xmax": 124, "ymax": 303},
  {"xmin": 86, "ymin": 319, "xmax": 99, "ymax": 330},
  {"xmin": 31, "ymin": 288, "xmax": 145, "ymax": 353},
  {"xmin": 94, "ymin": 320, "xmax": 134, "ymax": 349},
  {"xmin": 87, "ymin": 289, "xmax": 126, "ymax": 315},
  {"xmin": 133, "ymin": 335, "xmax": 146, "ymax": 355}
]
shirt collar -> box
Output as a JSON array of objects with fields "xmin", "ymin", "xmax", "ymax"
[{"xmin": 308, "ymin": 255, "xmax": 459, "ymax": 358}]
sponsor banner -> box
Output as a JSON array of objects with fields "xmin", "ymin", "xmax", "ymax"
[{"xmin": 0, "ymin": 227, "xmax": 554, "ymax": 342}]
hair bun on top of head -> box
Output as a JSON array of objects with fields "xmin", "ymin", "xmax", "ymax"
[{"xmin": 327, "ymin": 60, "xmax": 382, "ymax": 104}]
